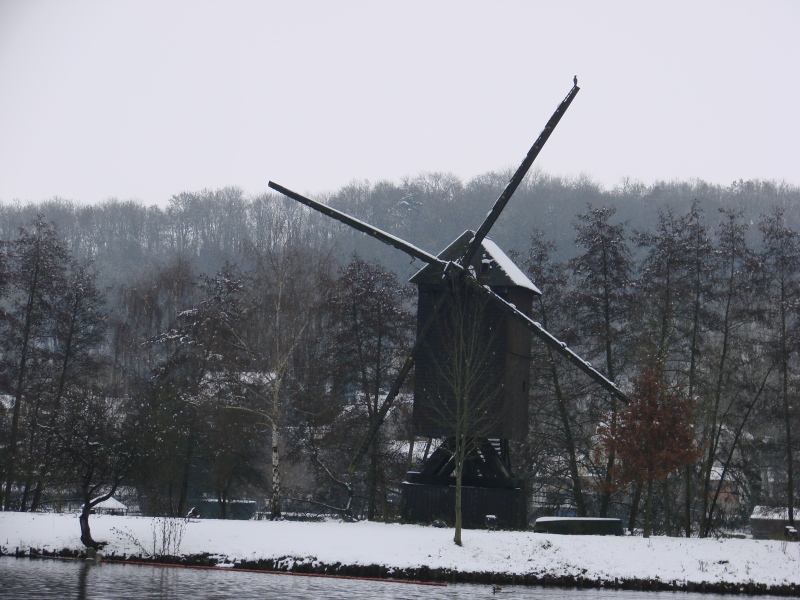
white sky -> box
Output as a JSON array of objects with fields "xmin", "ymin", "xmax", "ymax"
[{"xmin": 0, "ymin": 0, "xmax": 798, "ymax": 206}]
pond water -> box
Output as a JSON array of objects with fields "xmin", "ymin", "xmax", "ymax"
[{"xmin": 0, "ymin": 557, "xmax": 761, "ymax": 600}]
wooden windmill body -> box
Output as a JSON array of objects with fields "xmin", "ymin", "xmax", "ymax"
[
  {"xmin": 268, "ymin": 82, "xmax": 628, "ymax": 529},
  {"xmin": 404, "ymin": 233, "xmax": 539, "ymax": 528},
  {"xmin": 411, "ymin": 231, "xmax": 537, "ymax": 441}
]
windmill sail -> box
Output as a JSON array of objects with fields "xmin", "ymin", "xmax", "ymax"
[{"xmin": 461, "ymin": 84, "xmax": 580, "ymax": 267}]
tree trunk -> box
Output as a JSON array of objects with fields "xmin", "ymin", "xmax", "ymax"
[
  {"xmin": 421, "ymin": 438, "xmax": 432, "ymax": 462},
  {"xmin": 600, "ymin": 403, "xmax": 617, "ymax": 518},
  {"xmin": 79, "ymin": 506, "xmax": 103, "ymax": 550},
  {"xmin": 662, "ymin": 477, "xmax": 672, "ymax": 536},
  {"xmin": 599, "ymin": 240, "xmax": 619, "ymax": 519},
  {"xmin": 643, "ymin": 478, "xmax": 654, "ymax": 538},
  {"xmin": 379, "ymin": 467, "xmax": 389, "ymax": 522},
  {"xmin": 684, "ymin": 465, "xmax": 693, "ymax": 537},
  {"xmin": 700, "ymin": 242, "xmax": 737, "ymax": 537},
  {"xmin": 219, "ymin": 490, "xmax": 228, "ymax": 519},
  {"xmin": 454, "ymin": 441, "xmax": 464, "ymax": 546},
  {"xmin": 270, "ymin": 428, "xmax": 281, "ymax": 520},
  {"xmin": 405, "ymin": 436, "xmax": 415, "ymax": 476},
  {"xmin": 20, "ymin": 478, "xmax": 32, "ymax": 512},
  {"xmin": 79, "ymin": 485, "xmax": 114, "ymax": 550},
  {"xmin": 549, "ymin": 351, "xmax": 586, "ymax": 516},
  {"xmin": 628, "ymin": 481, "xmax": 642, "ymax": 534},
  {"xmin": 177, "ymin": 416, "xmax": 196, "ymax": 517},
  {"xmin": 684, "ymin": 235, "xmax": 704, "ymax": 539},
  {"xmin": 31, "ymin": 480, "xmax": 44, "ymax": 513},
  {"xmin": 367, "ymin": 445, "xmax": 377, "ymax": 521},
  {"xmin": 782, "ymin": 350, "xmax": 794, "ymax": 526}
]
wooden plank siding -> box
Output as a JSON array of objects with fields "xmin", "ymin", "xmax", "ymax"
[
  {"xmin": 401, "ymin": 482, "xmax": 527, "ymax": 529},
  {"xmin": 412, "ymin": 284, "xmax": 533, "ymax": 440}
]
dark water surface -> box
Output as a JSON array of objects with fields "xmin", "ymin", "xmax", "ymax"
[{"xmin": 0, "ymin": 557, "xmax": 759, "ymax": 599}]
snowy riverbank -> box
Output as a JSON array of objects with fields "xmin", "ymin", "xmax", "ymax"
[{"xmin": 1, "ymin": 513, "xmax": 799, "ymax": 595}]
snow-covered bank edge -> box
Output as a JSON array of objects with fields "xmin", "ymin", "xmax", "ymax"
[
  {"xmin": 3, "ymin": 549, "xmax": 798, "ymax": 596},
  {"xmin": 2, "ymin": 513, "xmax": 800, "ymax": 596}
]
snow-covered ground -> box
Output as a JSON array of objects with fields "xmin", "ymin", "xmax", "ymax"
[{"xmin": 1, "ymin": 512, "xmax": 798, "ymax": 590}]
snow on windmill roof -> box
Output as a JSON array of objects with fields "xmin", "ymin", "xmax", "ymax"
[{"xmin": 410, "ymin": 230, "xmax": 541, "ymax": 294}]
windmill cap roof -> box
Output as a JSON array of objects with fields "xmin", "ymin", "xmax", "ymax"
[{"xmin": 410, "ymin": 230, "xmax": 541, "ymax": 294}]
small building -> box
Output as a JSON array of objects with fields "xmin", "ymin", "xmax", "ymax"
[
  {"xmin": 533, "ymin": 517, "xmax": 623, "ymax": 536},
  {"xmin": 193, "ymin": 498, "xmax": 258, "ymax": 520},
  {"xmin": 750, "ymin": 506, "xmax": 794, "ymax": 540},
  {"xmin": 92, "ymin": 497, "xmax": 128, "ymax": 516},
  {"xmin": 709, "ymin": 464, "xmax": 742, "ymax": 524}
]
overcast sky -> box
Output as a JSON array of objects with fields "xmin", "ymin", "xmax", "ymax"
[{"xmin": 1, "ymin": 1, "xmax": 797, "ymax": 207}]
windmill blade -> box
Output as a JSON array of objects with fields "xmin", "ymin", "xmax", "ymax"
[
  {"xmin": 462, "ymin": 276, "xmax": 629, "ymax": 403},
  {"xmin": 348, "ymin": 278, "xmax": 455, "ymax": 471},
  {"xmin": 461, "ymin": 83, "xmax": 580, "ymax": 267},
  {"xmin": 269, "ymin": 181, "xmax": 445, "ymax": 267}
]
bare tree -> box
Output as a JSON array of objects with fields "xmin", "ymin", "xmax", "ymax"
[
  {"xmin": 109, "ymin": 256, "xmax": 202, "ymax": 516},
  {"xmin": 29, "ymin": 262, "xmax": 108, "ymax": 511},
  {"xmin": 758, "ymin": 206, "xmax": 800, "ymax": 526},
  {"xmin": 327, "ymin": 253, "xmax": 413, "ymax": 520},
  {"xmin": 516, "ymin": 232, "xmax": 590, "ymax": 517},
  {"xmin": 697, "ymin": 208, "xmax": 757, "ymax": 536},
  {"xmin": 422, "ymin": 280, "xmax": 502, "ymax": 545},
  {"xmin": 569, "ymin": 205, "xmax": 632, "ymax": 518},
  {"xmin": 1, "ymin": 217, "xmax": 69, "ymax": 510},
  {"xmin": 674, "ymin": 200, "xmax": 715, "ymax": 537},
  {"xmin": 56, "ymin": 390, "xmax": 139, "ymax": 549}
]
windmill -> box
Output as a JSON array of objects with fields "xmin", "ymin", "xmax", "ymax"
[{"xmin": 269, "ymin": 81, "xmax": 628, "ymax": 527}]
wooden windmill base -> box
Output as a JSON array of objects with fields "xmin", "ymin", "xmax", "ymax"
[
  {"xmin": 401, "ymin": 483, "xmax": 526, "ymax": 530},
  {"xmin": 400, "ymin": 437, "xmax": 527, "ymax": 530}
]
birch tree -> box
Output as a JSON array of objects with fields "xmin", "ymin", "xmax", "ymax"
[{"xmin": 192, "ymin": 240, "xmax": 332, "ymax": 520}]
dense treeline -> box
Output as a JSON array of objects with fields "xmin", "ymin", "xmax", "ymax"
[
  {"xmin": 1, "ymin": 171, "xmax": 799, "ymax": 541},
  {"xmin": 2, "ymin": 174, "xmax": 798, "ymax": 286},
  {"xmin": 520, "ymin": 199, "xmax": 799, "ymax": 536}
]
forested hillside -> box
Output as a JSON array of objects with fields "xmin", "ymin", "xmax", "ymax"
[
  {"xmin": 1, "ymin": 170, "xmax": 799, "ymax": 537},
  {"xmin": 2, "ymin": 173, "xmax": 797, "ymax": 285}
]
